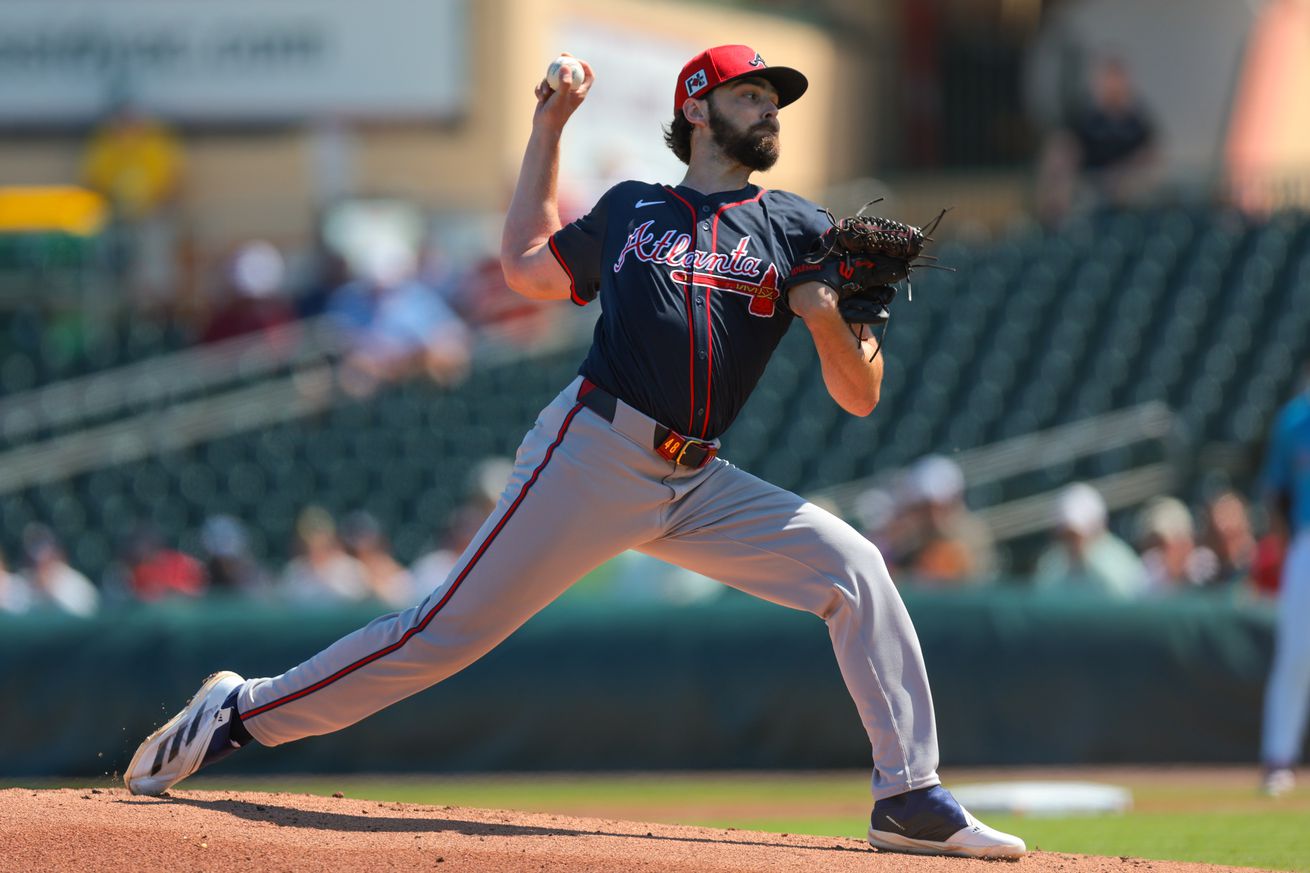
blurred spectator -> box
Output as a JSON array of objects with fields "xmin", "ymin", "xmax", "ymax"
[
  {"xmin": 200, "ymin": 241, "xmax": 296, "ymax": 346},
  {"xmin": 1033, "ymin": 483, "xmax": 1148, "ymax": 598},
  {"xmin": 115, "ymin": 523, "xmax": 207, "ymax": 603},
  {"xmin": 1036, "ymin": 57, "xmax": 1158, "ymax": 224},
  {"xmin": 339, "ymin": 511, "xmax": 415, "ymax": 608},
  {"xmin": 291, "ymin": 244, "xmax": 352, "ymax": 320},
  {"xmin": 415, "ymin": 239, "xmax": 461, "ymax": 303},
  {"xmin": 894, "ymin": 455, "xmax": 998, "ymax": 587},
  {"xmin": 328, "ymin": 240, "xmax": 472, "ymax": 397},
  {"xmin": 21, "ymin": 524, "xmax": 100, "ymax": 617},
  {"xmin": 1251, "ymin": 529, "xmax": 1286, "ymax": 598},
  {"xmin": 853, "ymin": 486, "xmax": 898, "ymax": 562},
  {"xmin": 412, "ymin": 458, "xmax": 513, "ymax": 593},
  {"xmin": 445, "ymin": 254, "xmax": 556, "ymax": 337},
  {"xmin": 279, "ymin": 506, "xmax": 370, "ymax": 605},
  {"xmin": 0, "ymin": 548, "xmax": 34, "ymax": 615},
  {"xmin": 1201, "ymin": 490, "xmax": 1257, "ymax": 587},
  {"xmin": 81, "ymin": 99, "xmax": 184, "ymax": 304},
  {"xmin": 607, "ymin": 550, "xmax": 723, "ymax": 605},
  {"xmin": 200, "ymin": 514, "xmax": 271, "ymax": 599},
  {"xmin": 410, "ymin": 504, "xmax": 485, "ymax": 596},
  {"xmin": 1134, "ymin": 497, "xmax": 1220, "ymax": 594}
]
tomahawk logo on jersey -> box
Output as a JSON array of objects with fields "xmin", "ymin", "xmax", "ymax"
[{"xmin": 548, "ymin": 179, "xmax": 831, "ymax": 439}]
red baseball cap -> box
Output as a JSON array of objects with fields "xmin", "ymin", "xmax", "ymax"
[{"xmin": 673, "ymin": 44, "xmax": 808, "ymax": 116}]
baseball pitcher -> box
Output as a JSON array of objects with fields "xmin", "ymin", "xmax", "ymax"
[{"xmin": 124, "ymin": 44, "xmax": 1025, "ymax": 859}]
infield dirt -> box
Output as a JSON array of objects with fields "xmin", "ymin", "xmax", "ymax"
[{"xmin": 0, "ymin": 788, "xmax": 1276, "ymax": 873}]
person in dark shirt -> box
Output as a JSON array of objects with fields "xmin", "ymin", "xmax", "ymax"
[
  {"xmin": 1037, "ymin": 57, "xmax": 1158, "ymax": 223},
  {"xmin": 1070, "ymin": 58, "xmax": 1157, "ymax": 198}
]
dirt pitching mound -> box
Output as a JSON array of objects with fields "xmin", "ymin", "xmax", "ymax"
[{"xmin": 0, "ymin": 788, "xmax": 1270, "ymax": 873}]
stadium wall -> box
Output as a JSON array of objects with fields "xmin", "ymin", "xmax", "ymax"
[{"xmin": 0, "ymin": 589, "xmax": 1282, "ymax": 777}]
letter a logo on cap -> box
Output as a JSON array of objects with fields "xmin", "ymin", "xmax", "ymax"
[
  {"xmin": 673, "ymin": 45, "xmax": 808, "ymax": 115},
  {"xmin": 685, "ymin": 69, "xmax": 708, "ymax": 96}
]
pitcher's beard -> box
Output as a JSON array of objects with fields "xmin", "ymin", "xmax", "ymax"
[{"xmin": 709, "ymin": 113, "xmax": 780, "ymax": 171}]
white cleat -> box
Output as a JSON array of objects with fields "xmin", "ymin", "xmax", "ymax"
[
  {"xmin": 124, "ymin": 671, "xmax": 245, "ymax": 796},
  {"xmin": 1262, "ymin": 767, "xmax": 1295, "ymax": 798},
  {"xmin": 868, "ymin": 785, "xmax": 1027, "ymax": 860}
]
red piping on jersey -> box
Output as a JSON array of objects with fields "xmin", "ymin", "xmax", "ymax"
[
  {"xmin": 241, "ymin": 403, "xmax": 587, "ymax": 722},
  {"xmin": 547, "ymin": 235, "xmax": 587, "ymax": 306},
  {"xmin": 700, "ymin": 188, "xmax": 768, "ymax": 437},
  {"xmin": 681, "ymin": 276, "xmax": 695, "ymax": 433},
  {"xmin": 664, "ymin": 186, "xmax": 699, "ymax": 434},
  {"xmin": 701, "ymin": 286, "xmax": 713, "ymax": 440}
]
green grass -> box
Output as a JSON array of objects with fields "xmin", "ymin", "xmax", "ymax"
[
  {"xmin": 8, "ymin": 769, "xmax": 1307, "ymax": 871},
  {"xmin": 980, "ymin": 810, "xmax": 1310, "ymax": 872}
]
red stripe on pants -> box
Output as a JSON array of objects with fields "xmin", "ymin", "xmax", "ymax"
[{"xmin": 242, "ymin": 403, "xmax": 586, "ymax": 721}]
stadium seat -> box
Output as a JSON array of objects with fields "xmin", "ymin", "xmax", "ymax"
[{"xmin": 5, "ymin": 206, "xmax": 1309, "ymax": 581}]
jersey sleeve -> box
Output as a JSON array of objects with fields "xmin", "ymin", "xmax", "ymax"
[
  {"xmin": 1262, "ymin": 403, "xmax": 1298, "ymax": 498},
  {"xmin": 770, "ymin": 192, "xmax": 835, "ymax": 291},
  {"xmin": 548, "ymin": 186, "xmax": 618, "ymax": 306}
]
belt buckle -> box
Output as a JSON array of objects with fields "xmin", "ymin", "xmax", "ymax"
[
  {"xmin": 658, "ymin": 431, "xmax": 714, "ymax": 468},
  {"xmin": 674, "ymin": 440, "xmax": 697, "ymax": 466}
]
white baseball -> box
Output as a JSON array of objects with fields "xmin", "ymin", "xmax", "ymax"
[{"xmin": 547, "ymin": 55, "xmax": 585, "ymax": 92}]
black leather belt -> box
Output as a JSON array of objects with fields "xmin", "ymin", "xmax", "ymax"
[{"xmin": 577, "ymin": 379, "xmax": 718, "ymax": 469}]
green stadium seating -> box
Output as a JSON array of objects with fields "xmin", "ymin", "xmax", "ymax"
[{"xmin": 2, "ymin": 207, "xmax": 1309, "ymax": 582}]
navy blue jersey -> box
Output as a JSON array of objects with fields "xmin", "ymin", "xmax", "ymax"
[{"xmin": 549, "ymin": 180, "xmax": 831, "ymax": 440}]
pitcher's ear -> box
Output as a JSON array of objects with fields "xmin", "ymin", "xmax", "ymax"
[{"xmin": 682, "ymin": 97, "xmax": 709, "ymax": 127}]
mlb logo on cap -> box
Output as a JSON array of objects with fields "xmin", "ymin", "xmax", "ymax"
[{"xmin": 673, "ymin": 44, "xmax": 808, "ymax": 116}]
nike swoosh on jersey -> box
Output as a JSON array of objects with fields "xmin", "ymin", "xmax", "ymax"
[{"xmin": 634, "ymin": 199, "xmax": 665, "ymax": 208}]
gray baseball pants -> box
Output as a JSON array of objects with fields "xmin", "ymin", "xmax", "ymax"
[
  {"xmin": 238, "ymin": 376, "xmax": 941, "ymax": 800},
  {"xmin": 1262, "ymin": 530, "xmax": 1310, "ymax": 766}
]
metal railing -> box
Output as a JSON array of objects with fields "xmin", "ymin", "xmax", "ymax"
[
  {"xmin": 0, "ymin": 310, "xmax": 596, "ymax": 495},
  {"xmin": 0, "ymin": 317, "xmax": 342, "ymax": 445},
  {"xmin": 810, "ymin": 401, "xmax": 1182, "ymax": 542}
]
